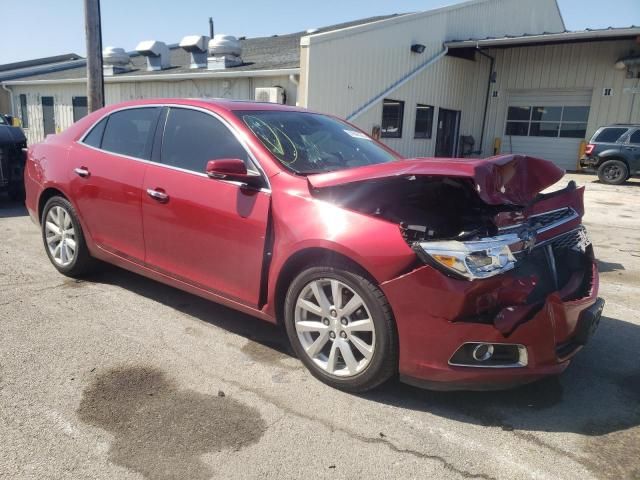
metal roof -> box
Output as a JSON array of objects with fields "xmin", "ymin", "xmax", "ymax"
[
  {"xmin": 3, "ymin": 15, "xmax": 402, "ymax": 84},
  {"xmin": 0, "ymin": 53, "xmax": 84, "ymax": 81},
  {"xmin": 445, "ymin": 26, "xmax": 640, "ymax": 49}
]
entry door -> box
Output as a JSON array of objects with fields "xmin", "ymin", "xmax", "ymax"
[
  {"xmin": 142, "ymin": 107, "xmax": 270, "ymax": 307},
  {"xmin": 434, "ymin": 108, "xmax": 461, "ymax": 157},
  {"xmin": 41, "ymin": 96, "xmax": 55, "ymax": 135}
]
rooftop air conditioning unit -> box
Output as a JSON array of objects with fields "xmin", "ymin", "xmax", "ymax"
[
  {"xmin": 255, "ymin": 87, "xmax": 285, "ymax": 104},
  {"xmin": 136, "ymin": 40, "xmax": 171, "ymax": 71},
  {"xmin": 102, "ymin": 46, "xmax": 131, "ymax": 75}
]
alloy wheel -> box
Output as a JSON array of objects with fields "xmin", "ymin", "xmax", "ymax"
[
  {"xmin": 45, "ymin": 206, "xmax": 77, "ymax": 267},
  {"xmin": 603, "ymin": 164, "xmax": 623, "ymax": 183},
  {"xmin": 294, "ymin": 278, "xmax": 376, "ymax": 377}
]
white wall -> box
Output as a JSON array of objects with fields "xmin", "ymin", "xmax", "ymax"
[
  {"xmin": 483, "ymin": 39, "xmax": 640, "ymax": 156},
  {"xmin": 11, "ymin": 74, "xmax": 298, "ymax": 144},
  {"xmin": 299, "ymin": 0, "xmax": 565, "ymax": 156}
]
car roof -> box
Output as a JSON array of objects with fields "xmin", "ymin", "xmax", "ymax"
[{"xmin": 102, "ymin": 98, "xmax": 310, "ymax": 114}]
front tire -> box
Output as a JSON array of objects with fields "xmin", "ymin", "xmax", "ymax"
[
  {"xmin": 284, "ymin": 266, "xmax": 397, "ymax": 392},
  {"xmin": 597, "ymin": 159, "xmax": 628, "ymax": 185},
  {"xmin": 41, "ymin": 196, "xmax": 94, "ymax": 277}
]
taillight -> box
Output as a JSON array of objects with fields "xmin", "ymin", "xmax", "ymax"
[{"xmin": 585, "ymin": 144, "xmax": 595, "ymax": 155}]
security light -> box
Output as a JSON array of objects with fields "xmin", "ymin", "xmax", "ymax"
[{"xmin": 411, "ymin": 44, "xmax": 426, "ymax": 54}]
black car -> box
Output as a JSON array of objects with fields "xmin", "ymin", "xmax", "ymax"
[
  {"xmin": 580, "ymin": 124, "xmax": 640, "ymax": 185},
  {"xmin": 0, "ymin": 114, "xmax": 27, "ymax": 200}
]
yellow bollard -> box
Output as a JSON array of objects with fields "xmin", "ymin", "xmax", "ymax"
[
  {"xmin": 577, "ymin": 140, "xmax": 587, "ymax": 170},
  {"xmin": 493, "ymin": 137, "xmax": 502, "ymax": 155}
]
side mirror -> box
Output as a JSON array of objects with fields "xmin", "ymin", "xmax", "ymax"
[{"xmin": 205, "ymin": 159, "xmax": 262, "ymax": 187}]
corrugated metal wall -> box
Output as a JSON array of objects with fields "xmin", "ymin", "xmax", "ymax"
[
  {"xmin": 11, "ymin": 74, "xmax": 298, "ymax": 144},
  {"xmin": 483, "ymin": 39, "xmax": 640, "ymax": 156},
  {"xmin": 300, "ymin": 0, "xmax": 564, "ymax": 156}
]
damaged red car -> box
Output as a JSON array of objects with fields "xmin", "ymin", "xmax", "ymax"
[{"xmin": 24, "ymin": 99, "xmax": 604, "ymax": 392}]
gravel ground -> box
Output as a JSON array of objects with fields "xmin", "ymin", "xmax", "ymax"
[{"xmin": 0, "ymin": 172, "xmax": 638, "ymax": 480}]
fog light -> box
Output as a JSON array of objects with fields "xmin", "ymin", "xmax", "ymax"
[
  {"xmin": 472, "ymin": 343, "xmax": 494, "ymax": 362},
  {"xmin": 449, "ymin": 342, "xmax": 528, "ymax": 367}
]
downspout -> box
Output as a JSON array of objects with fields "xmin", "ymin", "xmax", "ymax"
[
  {"xmin": 475, "ymin": 46, "xmax": 495, "ymax": 156},
  {"xmin": 347, "ymin": 46, "xmax": 449, "ymax": 122},
  {"xmin": 1, "ymin": 83, "xmax": 15, "ymax": 116}
]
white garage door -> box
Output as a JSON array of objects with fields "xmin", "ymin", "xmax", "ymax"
[{"xmin": 502, "ymin": 90, "xmax": 592, "ymax": 170}]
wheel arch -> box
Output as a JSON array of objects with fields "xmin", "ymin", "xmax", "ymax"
[
  {"xmin": 273, "ymin": 247, "xmax": 379, "ymax": 327},
  {"xmin": 38, "ymin": 187, "xmax": 69, "ymax": 223}
]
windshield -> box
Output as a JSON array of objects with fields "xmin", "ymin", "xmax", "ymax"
[{"xmin": 234, "ymin": 110, "xmax": 399, "ymax": 174}]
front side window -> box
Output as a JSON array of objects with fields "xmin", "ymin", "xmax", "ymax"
[
  {"xmin": 505, "ymin": 105, "xmax": 590, "ymax": 139},
  {"xmin": 381, "ymin": 99, "xmax": 404, "ymax": 138},
  {"xmin": 161, "ymin": 108, "xmax": 250, "ymax": 173},
  {"xmin": 72, "ymin": 97, "xmax": 88, "ymax": 122},
  {"xmin": 594, "ymin": 127, "xmax": 628, "ymax": 143},
  {"xmin": 19, "ymin": 94, "xmax": 29, "ymax": 128},
  {"xmin": 234, "ymin": 110, "xmax": 398, "ymax": 175},
  {"xmin": 414, "ymin": 104, "xmax": 434, "ymax": 139},
  {"xmin": 100, "ymin": 107, "xmax": 159, "ymax": 159}
]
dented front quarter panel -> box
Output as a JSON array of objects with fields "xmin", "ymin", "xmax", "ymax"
[{"xmin": 380, "ymin": 181, "xmax": 602, "ymax": 389}]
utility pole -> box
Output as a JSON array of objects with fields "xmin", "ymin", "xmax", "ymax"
[{"xmin": 84, "ymin": 0, "xmax": 104, "ymax": 112}]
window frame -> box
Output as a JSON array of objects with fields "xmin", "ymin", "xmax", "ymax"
[
  {"xmin": 504, "ymin": 104, "xmax": 590, "ymax": 139},
  {"xmin": 414, "ymin": 103, "xmax": 434, "ymax": 139},
  {"xmin": 77, "ymin": 104, "xmax": 270, "ymax": 189},
  {"xmin": 381, "ymin": 99, "xmax": 405, "ymax": 139},
  {"xmin": 19, "ymin": 94, "xmax": 29, "ymax": 129}
]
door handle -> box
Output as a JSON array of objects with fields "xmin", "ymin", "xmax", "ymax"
[
  {"xmin": 146, "ymin": 188, "xmax": 169, "ymax": 202},
  {"xmin": 74, "ymin": 167, "xmax": 90, "ymax": 178}
]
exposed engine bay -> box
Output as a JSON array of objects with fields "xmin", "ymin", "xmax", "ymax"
[{"xmin": 311, "ymin": 175, "xmax": 517, "ymax": 243}]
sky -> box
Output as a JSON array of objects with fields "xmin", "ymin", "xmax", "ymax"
[{"xmin": 0, "ymin": 0, "xmax": 638, "ymax": 64}]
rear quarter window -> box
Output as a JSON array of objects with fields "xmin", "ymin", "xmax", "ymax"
[{"xmin": 593, "ymin": 127, "xmax": 628, "ymax": 143}]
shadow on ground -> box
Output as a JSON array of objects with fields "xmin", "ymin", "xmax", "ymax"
[
  {"xmin": 81, "ymin": 264, "xmax": 639, "ymax": 477},
  {"xmin": 0, "ymin": 196, "xmax": 28, "ymax": 218}
]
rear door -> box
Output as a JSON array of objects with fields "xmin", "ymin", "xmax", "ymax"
[
  {"xmin": 141, "ymin": 106, "xmax": 270, "ymax": 307},
  {"xmin": 70, "ymin": 106, "xmax": 160, "ymax": 262}
]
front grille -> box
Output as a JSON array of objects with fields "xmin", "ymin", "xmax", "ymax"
[
  {"xmin": 500, "ymin": 207, "xmax": 578, "ymax": 235},
  {"xmin": 0, "ymin": 146, "xmax": 8, "ymax": 187},
  {"xmin": 542, "ymin": 226, "xmax": 591, "ymax": 253}
]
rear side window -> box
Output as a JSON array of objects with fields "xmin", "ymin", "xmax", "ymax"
[
  {"xmin": 629, "ymin": 130, "xmax": 640, "ymax": 145},
  {"xmin": 100, "ymin": 107, "xmax": 160, "ymax": 159},
  {"xmin": 161, "ymin": 108, "xmax": 250, "ymax": 173},
  {"xmin": 82, "ymin": 117, "xmax": 107, "ymax": 148},
  {"xmin": 593, "ymin": 127, "xmax": 628, "ymax": 143}
]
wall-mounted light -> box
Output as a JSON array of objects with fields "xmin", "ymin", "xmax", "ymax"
[{"xmin": 411, "ymin": 44, "xmax": 426, "ymax": 54}]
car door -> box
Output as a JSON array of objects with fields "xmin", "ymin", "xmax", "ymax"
[
  {"xmin": 141, "ymin": 106, "xmax": 271, "ymax": 307},
  {"xmin": 70, "ymin": 106, "xmax": 161, "ymax": 262},
  {"xmin": 625, "ymin": 129, "xmax": 640, "ymax": 170}
]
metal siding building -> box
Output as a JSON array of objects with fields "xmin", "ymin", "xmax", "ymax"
[{"xmin": 2, "ymin": 0, "xmax": 639, "ymax": 170}]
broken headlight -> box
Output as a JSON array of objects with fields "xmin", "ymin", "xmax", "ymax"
[{"xmin": 415, "ymin": 234, "xmax": 520, "ymax": 280}]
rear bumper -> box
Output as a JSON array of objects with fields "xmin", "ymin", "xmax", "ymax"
[
  {"xmin": 579, "ymin": 156, "xmax": 598, "ymax": 170},
  {"xmin": 382, "ymin": 258, "xmax": 602, "ymax": 391}
]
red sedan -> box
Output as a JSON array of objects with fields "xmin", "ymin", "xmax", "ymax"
[{"xmin": 24, "ymin": 99, "xmax": 604, "ymax": 392}]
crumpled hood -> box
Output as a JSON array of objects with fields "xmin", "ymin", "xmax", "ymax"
[{"xmin": 307, "ymin": 154, "xmax": 564, "ymax": 206}]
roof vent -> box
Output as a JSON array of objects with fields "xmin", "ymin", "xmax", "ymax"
[
  {"xmin": 207, "ymin": 34, "xmax": 242, "ymax": 70},
  {"xmin": 135, "ymin": 40, "xmax": 171, "ymax": 71},
  {"xmin": 179, "ymin": 35, "xmax": 210, "ymax": 69},
  {"xmin": 102, "ymin": 47, "xmax": 131, "ymax": 75}
]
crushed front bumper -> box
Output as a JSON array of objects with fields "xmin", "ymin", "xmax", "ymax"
[{"xmin": 381, "ymin": 254, "xmax": 602, "ymax": 391}]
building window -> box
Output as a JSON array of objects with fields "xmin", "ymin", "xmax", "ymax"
[
  {"xmin": 19, "ymin": 94, "xmax": 29, "ymax": 128},
  {"xmin": 381, "ymin": 99, "xmax": 404, "ymax": 138},
  {"xmin": 414, "ymin": 104, "xmax": 434, "ymax": 139},
  {"xmin": 72, "ymin": 96, "xmax": 88, "ymax": 122},
  {"xmin": 505, "ymin": 105, "xmax": 590, "ymax": 139}
]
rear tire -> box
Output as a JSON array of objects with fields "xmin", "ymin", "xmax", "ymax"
[
  {"xmin": 284, "ymin": 265, "xmax": 397, "ymax": 392},
  {"xmin": 597, "ymin": 159, "xmax": 628, "ymax": 185},
  {"xmin": 41, "ymin": 196, "xmax": 94, "ymax": 277}
]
